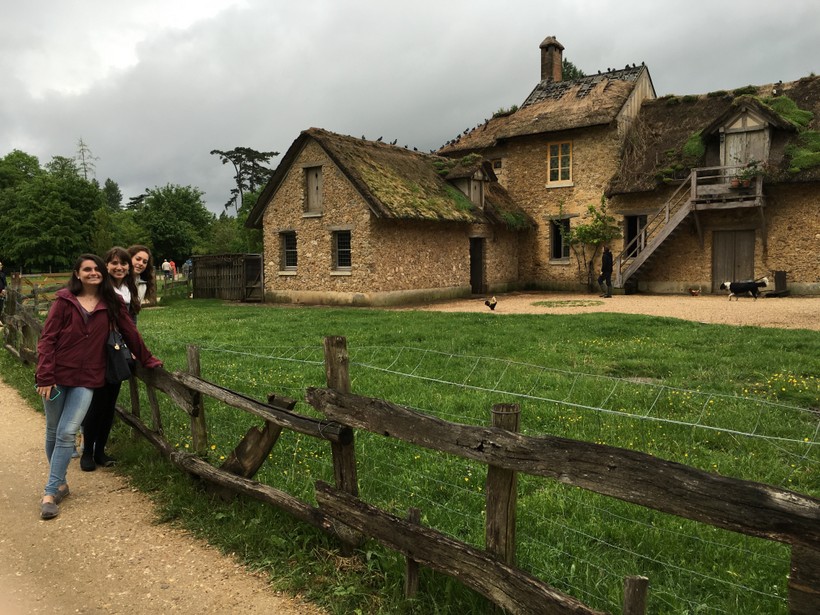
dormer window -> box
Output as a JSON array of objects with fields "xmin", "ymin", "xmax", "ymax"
[{"xmin": 450, "ymin": 172, "xmax": 486, "ymax": 209}]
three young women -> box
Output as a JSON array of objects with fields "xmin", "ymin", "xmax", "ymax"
[
  {"xmin": 80, "ymin": 247, "xmax": 141, "ymax": 471},
  {"xmin": 35, "ymin": 254, "xmax": 162, "ymax": 519}
]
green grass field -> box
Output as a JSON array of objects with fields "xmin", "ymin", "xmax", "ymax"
[{"xmin": 3, "ymin": 298, "xmax": 817, "ymax": 614}]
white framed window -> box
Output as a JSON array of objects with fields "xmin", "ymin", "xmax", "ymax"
[{"xmin": 547, "ymin": 142, "xmax": 572, "ymax": 185}]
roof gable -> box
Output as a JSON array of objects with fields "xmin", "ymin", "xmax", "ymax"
[{"xmin": 608, "ymin": 75, "xmax": 820, "ymax": 194}]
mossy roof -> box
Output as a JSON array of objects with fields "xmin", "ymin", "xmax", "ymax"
[
  {"xmin": 247, "ymin": 128, "xmax": 533, "ymax": 230},
  {"xmin": 438, "ymin": 66, "xmax": 649, "ymax": 155},
  {"xmin": 608, "ymin": 75, "xmax": 820, "ymax": 194}
]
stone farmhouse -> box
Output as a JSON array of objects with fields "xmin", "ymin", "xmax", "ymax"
[
  {"xmin": 247, "ymin": 36, "xmax": 819, "ymax": 304},
  {"xmin": 246, "ymin": 128, "xmax": 534, "ymax": 305}
]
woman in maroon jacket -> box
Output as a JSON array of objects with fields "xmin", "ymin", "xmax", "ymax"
[{"xmin": 35, "ymin": 254, "xmax": 162, "ymax": 519}]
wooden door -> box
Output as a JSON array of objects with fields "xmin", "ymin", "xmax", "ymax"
[
  {"xmin": 712, "ymin": 230, "xmax": 755, "ymax": 292},
  {"xmin": 469, "ymin": 238, "xmax": 485, "ymax": 295}
]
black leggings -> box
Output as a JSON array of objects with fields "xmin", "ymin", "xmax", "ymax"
[{"xmin": 82, "ymin": 381, "xmax": 123, "ymax": 459}]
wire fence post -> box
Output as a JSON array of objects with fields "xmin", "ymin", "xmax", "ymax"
[
  {"xmin": 622, "ymin": 575, "xmax": 649, "ymax": 615},
  {"xmin": 789, "ymin": 545, "xmax": 820, "ymax": 614},
  {"xmin": 187, "ymin": 344, "xmax": 208, "ymax": 454},
  {"xmin": 485, "ymin": 403, "xmax": 520, "ymax": 566}
]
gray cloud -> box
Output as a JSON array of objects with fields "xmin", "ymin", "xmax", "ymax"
[{"xmin": 2, "ymin": 0, "xmax": 818, "ymax": 214}]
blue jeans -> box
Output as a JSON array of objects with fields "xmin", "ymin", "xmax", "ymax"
[{"xmin": 44, "ymin": 386, "xmax": 94, "ymax": 496}]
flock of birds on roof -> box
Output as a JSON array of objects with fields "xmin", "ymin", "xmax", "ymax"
[{"xmin": 359, "ymin": 134, "xmax": 431, "ymax": 152}]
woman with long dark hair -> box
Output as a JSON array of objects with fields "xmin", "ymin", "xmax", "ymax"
[
  {"xmin": 80, "ymin": 247, "xmax": 141, "ymax": 471},
  {"xmin": 127, "ymin": 244, "xmax": 156, "ymax": 307},
  {"xmin": 35, "ymin": 254, "xmax": 162, "ymax": 519}
]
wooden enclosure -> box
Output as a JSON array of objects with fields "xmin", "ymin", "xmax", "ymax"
[{"xmin": 190, "ymin": 254, "xmax": 263, "ymax": 301}]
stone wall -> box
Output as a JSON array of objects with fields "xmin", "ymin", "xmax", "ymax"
[{"xmin": 494, "ymin": 125, "xmax": 622, "ymax": 287}]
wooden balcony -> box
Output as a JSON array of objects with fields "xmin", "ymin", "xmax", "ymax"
[{"xmin": 615, "ymin": 165, "xmax": 765, "ymax": 288}]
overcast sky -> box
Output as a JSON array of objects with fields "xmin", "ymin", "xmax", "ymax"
[{"xmin": 2, "ymin": 0, "xmax": 818, "ymax": 214}]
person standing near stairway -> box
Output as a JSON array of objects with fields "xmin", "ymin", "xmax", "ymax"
[{"xmin": 598, "ymin": 245, "xmax": 613, "ymax": 298}]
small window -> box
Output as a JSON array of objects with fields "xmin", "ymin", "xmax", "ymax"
[
  {"xmin": 550, "ymin": 219, "xmax": 570, "ymax": 260},
  {"xmin": 280, "ymin": 231, "xmax": 297, "ymax": 270},
  {"xmin": 547, "ymin": 142, "xmax": 572, "ymax": 185},
  {"xmin": 304, "ymin": 166, "xmax": 323, "ymax": 214},
  {"xmin": 332, "ymin": 230, "xmax": 351, "ymax": 270}
]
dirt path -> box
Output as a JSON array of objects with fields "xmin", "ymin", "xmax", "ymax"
[
  {"xmin": 0, "ymin": 377, "xmax": 325, "ymax": 615},
  {"xmin": 405, "ymin": 291, "xmax": 820, "ymax": 330}
]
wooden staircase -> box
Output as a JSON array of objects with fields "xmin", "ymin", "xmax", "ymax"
[{"xmin": 614, "ymin": 166, "xmax": 764, "ymax": 289}]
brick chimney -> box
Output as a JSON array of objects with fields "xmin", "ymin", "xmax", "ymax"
[{"xmin": 540, "ymin": 36, "xmax": 564, "ymax": 82}]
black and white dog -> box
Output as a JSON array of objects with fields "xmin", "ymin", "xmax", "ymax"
[{"xmin": 719, "ymin": 277, "xmax": 768, "ymax": 300}]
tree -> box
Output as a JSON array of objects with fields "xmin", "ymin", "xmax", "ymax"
[
  {"xmin": 0, "ymin": 150, "xmax": 42, "ymax": 189},
  {"xmin": 132, "ymin": 184, "xmax": 214, "ymax": 262},
  {"xmin": 75, "ymin": 137, "xmax": 98, "ymax": 180},
  {"xmin": 564, "ymin": 196, "xmax": 621, "ymax": 291},
  {"xmin": 210, "ymin": 147, "xmax": 278, "ymax": 213},
  {"xmin": 562, "ymin": 58, "xmax": 586, "ymax": 81},
  {"xmin": 102, "ymin": 178, "xmax": 123, "ymax": 210}
]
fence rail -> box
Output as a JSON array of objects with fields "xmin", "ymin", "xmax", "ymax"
[{"xmin": 3, "ymin": 295, "xmax": 818, "ymax": 614}]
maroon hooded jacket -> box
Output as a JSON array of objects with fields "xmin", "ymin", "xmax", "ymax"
[{"xmin": 36, "ymin": 288, "xmax": 162, "ymax": 388}]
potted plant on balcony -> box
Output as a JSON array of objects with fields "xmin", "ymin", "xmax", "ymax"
[{"xmin": 736, "ymin": 160, "xmax": 763, "ymax": 187}]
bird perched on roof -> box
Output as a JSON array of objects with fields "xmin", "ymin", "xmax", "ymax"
[{"xmin": 484, "ymin": 296, "xmax": 497, "ymax": 311}]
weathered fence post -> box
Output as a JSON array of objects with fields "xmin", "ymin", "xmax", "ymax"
[
  {"xmin": 322, "ymin": 336, "xmax": 361, "ymax": 554},
  {"xmin": 485, "ymin": 403, "xmax": 520, "ymax": 565},
  {"xmin": 622, "ymin": 575, "xmax": 649, "ymax": 615},
  {"xmin": 404, "ymin": 507, "xmax": 421, "ymax": 598},
  {"xmin": 323, "ymin": 336, "xmax": 358, "ymax": 498},
  {"xmin": 790, "ymin": 545, "xmax": 820, "ymax": 614},
  {"xmin": 187, "ymin": 344, "xmax": 208, "ymax": 455}
]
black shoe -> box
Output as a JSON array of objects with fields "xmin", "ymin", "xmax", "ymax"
[
  {"xmin": 41, "ymin": 500, "xmax": 59, "ymax": 520},
  {"xmin": 80, "ymin": 455, "xmax": 96, "ymax": 472},
  {"xmin": 94, "ymin": 453, "xmax": 116, "ymax": 468}
]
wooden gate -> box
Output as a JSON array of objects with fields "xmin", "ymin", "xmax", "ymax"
[{"xmin": 712, "ymin": 230, "xmax": 755, "ymax": 293}]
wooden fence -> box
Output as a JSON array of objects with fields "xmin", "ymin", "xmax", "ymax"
[{"xmin": 3, "ymin": 294, "xmax": 819, "ymax": 614}]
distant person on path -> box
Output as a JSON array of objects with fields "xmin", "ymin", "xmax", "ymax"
[
  {"xmin": 161, "ymin": 258, "xmax": 172, "ymax": 281},
  {"xmin": 81, "ymin": 247, "xmax": 142, "ymax": 472},
  {"xmin": 0, "ymin": 260, "xmax": 7, "ymax": 318},
  {"xmin": 598, "ymin": 245, "xmax": 613, "ymax": 298},
  {"xmin": 35, "ymin": 254, "xmax": 162, "ymax": 520},
  {"xmin": 169, "ymin": 260, "xmax": 177, "ymax": 280},
  {"xmin": 128, "ymin": 245, "xmax": 157, "ymax": 308}
]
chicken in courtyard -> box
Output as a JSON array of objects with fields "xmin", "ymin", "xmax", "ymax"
[{"xmin": 484, "ymin": 296, "xmax": 497, "ymax": 310}]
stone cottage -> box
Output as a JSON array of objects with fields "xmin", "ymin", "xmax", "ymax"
[{"xmin": 245, "ymin": 128, "xmax": 533, "ymax": 305}]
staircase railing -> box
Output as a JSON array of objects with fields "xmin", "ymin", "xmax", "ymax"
[
  {"xmin": 614, "ymin": 171, "xmax": 694, "ymax": 287},
  {"xmin": 614, "ymin": 165, "xmax": 764, "ymax": 288}
]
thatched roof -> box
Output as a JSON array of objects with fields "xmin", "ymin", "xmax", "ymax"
[
  {"xmin": 439, "ymin": 66, "xmax": 650, "ymax": 155},
  {"xmin": 247, "ymin": 128, "xmax": 534, "ymax": 230},
  {"xmin": 609, "ymin": 75, "xmax": 820, "ymax": 194}
]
